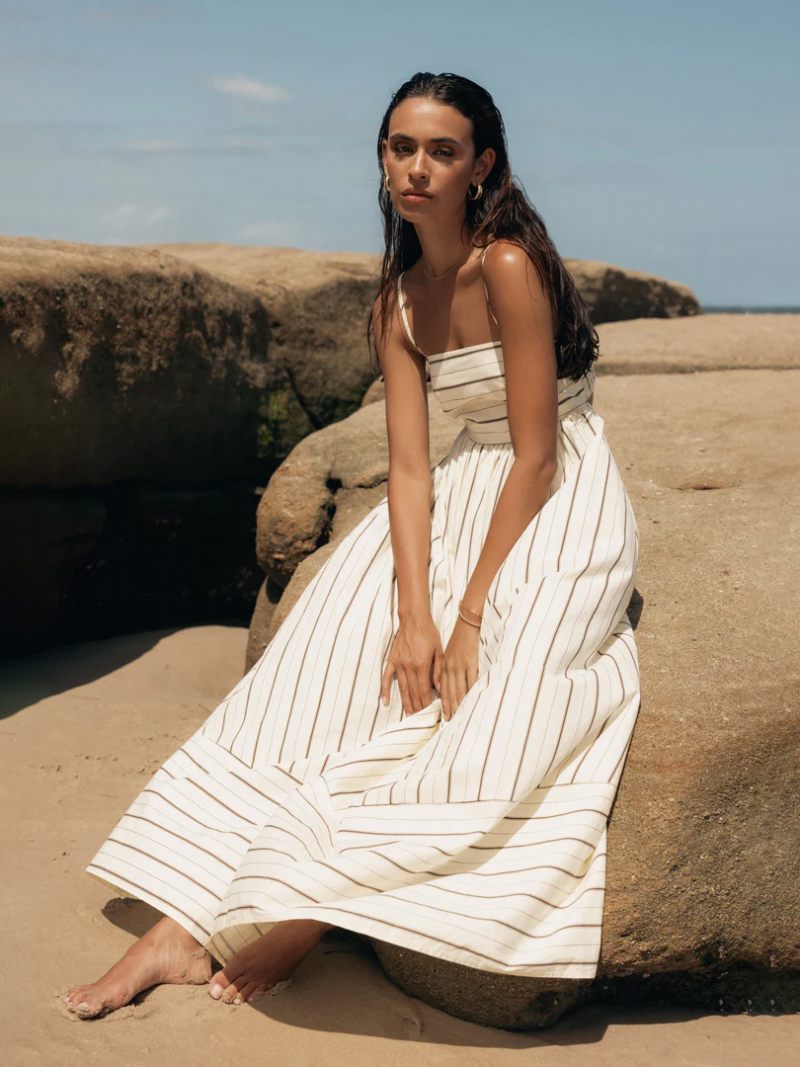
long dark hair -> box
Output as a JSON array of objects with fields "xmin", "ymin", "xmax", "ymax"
[{"xmin": 366, "ymin": 72, "xmax": 599, "ymax": 383}]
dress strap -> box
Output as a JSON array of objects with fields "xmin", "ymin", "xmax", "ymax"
[
  {"xmin": 480, "ymin": 244, "xmax": 500, "ymax": 327},
  {"xmin": 397, "ymin": 272, "xmax": 426, "ymax": 357}
]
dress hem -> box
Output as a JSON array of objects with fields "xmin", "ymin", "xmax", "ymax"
[{"xmin": 85, "ymin": 863, "xmax": 600, "ymax": 982}]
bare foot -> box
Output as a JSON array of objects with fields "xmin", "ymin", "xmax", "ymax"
[
  {"xmin": 209, "ymin": 919, "xmax": 333, "ymax": 1005},
  {"xmin": 61, "ymin": 915, "xmax": 212, "ymax": 1019}
]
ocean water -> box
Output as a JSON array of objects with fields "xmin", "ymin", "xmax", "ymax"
[{"xmin": 701, "ymin": 305, "xmax": 800, "ymax": 313}]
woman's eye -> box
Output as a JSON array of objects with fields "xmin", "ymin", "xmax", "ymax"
[{"xmin": 393, "ymin": 146, "xmax": 452, "ymax": 158}]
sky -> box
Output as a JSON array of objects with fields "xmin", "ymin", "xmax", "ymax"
[{"xmin": 0, "ymin": 0, "xmax": 796, "ymax": 306}]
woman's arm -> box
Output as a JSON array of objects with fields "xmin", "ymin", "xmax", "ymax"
[
  {"xmin": 460, "ymin": 241, "xmax": 559, "ymax": 617},
  {"xmin": 372, "ymin": 292, "xmax": 433, "ymax": 622}
]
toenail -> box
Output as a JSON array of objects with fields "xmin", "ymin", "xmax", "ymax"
[{"xmin": 209, "ymin": 983, "xmax": 223, "ymax": 1000}]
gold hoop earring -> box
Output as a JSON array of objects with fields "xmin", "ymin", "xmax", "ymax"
[
  {"xmin": 467, "ymin": 182, "xmax": 483, "ymax": 201},
  {"xmin": 383, "ymin": 172, "xmax": 391, "ymax": 193}
]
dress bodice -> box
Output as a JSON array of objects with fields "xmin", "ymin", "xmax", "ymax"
[
  {"xmin": 426, "ymin": 339, "xmax": 595, "ymax": 444},
  {"xmin": 397, "ymin": 264, "xmax": 595, "ymax": 445}
]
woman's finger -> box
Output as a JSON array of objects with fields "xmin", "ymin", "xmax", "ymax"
[
  {"xmin": 451, "ymin": 669, "xmax": 464, "ymax": 719},
  {"xmin": 442, "ymin": 664, "xmax": 454, "ymax": 720},
  {"xmin": 466, "ymin": 659, "xmax": 479, "ymax": 693},
  {"xmin": 406, "ymin": 663, "xmax": 423, "ymax": 713},
  {"xmin": 396, "ymin": 663, "xmax": 411, "ymax": 715},
  {"xmin": 433, "ymin": 648, "xmax": 442, "ymax": 691},
  {"xmin": 380, "ymin": 659, "xmax": 394, "ymax": 705},
  {"xmin": 416, "ymin": 664, "xmax": 435, "ymax": 709}
]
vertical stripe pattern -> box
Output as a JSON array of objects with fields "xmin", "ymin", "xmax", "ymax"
[{"xmin": 85, "ymin": 341, "xmax": 641, "ymax": 980}]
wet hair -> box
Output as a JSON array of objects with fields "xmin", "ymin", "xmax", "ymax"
[{"xmin": 366, "ymin": 71, "xmax": 599, "ymax": 382}]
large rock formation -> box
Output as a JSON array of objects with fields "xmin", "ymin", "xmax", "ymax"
[
  {"xmin": 1, "ymin": 236, "xmax": 696, "ymax": 656},
  {"xmin": 246, "ymin": 318, "xmax": 800, "ymax": 1028},
  {"xmin": 565, "ymin": 259, "xmax": 699, "ymax": 321},
  {"xmin": 0, "ymin": 238, "xmax": 378, "ymax": 654},
  {"xmin": 370, "ymin": 365, "xmax": 800, "ymax": 1027}
]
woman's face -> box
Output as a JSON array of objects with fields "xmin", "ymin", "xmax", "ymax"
[{"xmin": 381, "ymin": 96, "xmax": 494, "ymax": 220}]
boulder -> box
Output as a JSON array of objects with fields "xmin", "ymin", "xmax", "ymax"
[
  {"xmin": 142, "ymin": 243, "xmax": 384, "ymax": 429},
  {"xmin": 0, "ymin": 235, "xmax": 280, "ymax": 488},
  {"xmin": 565, "ymin": 258, "xmax": 700, "ymax": 321},
  {"xmin": 246, "ymin": 397, "xmax": 461, "ymax": 652},
  {"xmin": 593, "ymin": 311, "xmax": 800, "ymax": 374},
  {"xmin": 371, "ymin": 367, "xmax": 800, "ymax": 1026},
  {"xmin": 246, "ymin": 355, "xmax": 800, "ymax": 1027},
  {"xmin": 0, "ymin": 238, "xmax": 383, "ymax": 654}
]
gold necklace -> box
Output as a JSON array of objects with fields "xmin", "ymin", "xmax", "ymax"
[{"xmin": 420, "ymin": 247, "xmax": 477, "ymax": 280}]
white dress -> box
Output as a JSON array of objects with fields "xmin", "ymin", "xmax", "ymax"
[{"xmin": 85, "ymin": 248, "xmax": 641, "ymax": 979}]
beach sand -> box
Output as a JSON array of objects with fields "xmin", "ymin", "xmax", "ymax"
[{"xmin": 1, "ymin": 624, "xmax": 795, "ymax": 1066}]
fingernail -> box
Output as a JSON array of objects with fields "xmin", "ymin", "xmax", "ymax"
[
  {"xmin": 209, "ymin": 983, "xmax": 223, "ymax": 1000},
  {"xmin": 233, "ymin": 995, "xmax": 242, "ymax": 1005}
]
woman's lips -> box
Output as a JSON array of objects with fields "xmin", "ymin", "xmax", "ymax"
[{"xmin": 402, "ymin": 192, "xmax": 432, "ymax": 202}]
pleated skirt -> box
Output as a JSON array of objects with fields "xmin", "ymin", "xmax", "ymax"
[{"xmin": 85, "ymin": 400, "xmax": 640, "ymax": 979}]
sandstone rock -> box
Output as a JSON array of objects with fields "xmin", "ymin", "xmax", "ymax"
[
  {"xmin": 0, "ymin": 238, "xmax": 385, "ymax": 654},
  {"xmin": 0, "ymin": 236, "xmax": 284, "ymax": 489},
  {"xmin": 246, "ymin": 397, "xmax": 461, "ymax": 653},
  {"xmin": 246, "ymin": 363, "xmax": 799, "ymax": 1027},
  {"xmin": 565, "ymin": 258, "xmax": 700, "ymax": 320},
  {"xmin": 595, "ymin": 312, "xmax": 800, "ymax": 374},
  {"xmin": 143, "ymin": 243, "xmax": 383, "ymax": 429}
]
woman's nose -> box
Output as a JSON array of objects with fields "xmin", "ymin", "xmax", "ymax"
[{"xmin": 408, "ymin": 149, "xmax": 428, "ymax": 178}]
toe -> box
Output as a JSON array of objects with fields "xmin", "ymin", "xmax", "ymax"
[
  {"xmin": 73, "ymin": 998, "xmax": 109, "ymax": 1019},
  {"xmin": 248, "ymin": 983, "xmax": 276, "ymax": 1003},
  {"xmin": 220, "ymin": 976, "xmax": 248, "ymax": 1004},
  {"xmin": 64, "ymin": 987, "xmax": 87, "ymax": 1010},
  {"xmin": 208, "ymin": 977, "xmax": 225, "ymax": 1000},
  {"xmin": 234, "ymin": 979, "xmax": 265, "ymax": 1004},
  {"xmin": 208, "ymin": 966, "xmax": 233, "ymax": 999},
  {"xmin": 208, "ymin": 959, "xmax": 247, "ymax": 1001}
]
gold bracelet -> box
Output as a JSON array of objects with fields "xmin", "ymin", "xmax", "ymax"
[
  {"xmin": 457, "ymin": 607, "xmax": 481, "ymax": 628},
  {"xmin": 459, "ymin": 598, "xmax": 482, "ymax": 623}
]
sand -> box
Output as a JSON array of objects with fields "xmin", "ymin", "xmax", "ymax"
[{"xmin": 1, "ymin": 624, "xmax": 796, "ymax": 1066}]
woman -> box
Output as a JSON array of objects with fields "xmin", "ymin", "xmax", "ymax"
[{"xmin": 63, "ymin": 72, "xmax": 640, "ymax": 1019}]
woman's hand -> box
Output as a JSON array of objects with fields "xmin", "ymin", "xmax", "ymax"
[
  {"xmin": 437, "ymin": 617, "xmax": 481, "ymax": 721},
  {"xmin": 381, "ymin": 612, "xmax": 443, "ymax": 715}
]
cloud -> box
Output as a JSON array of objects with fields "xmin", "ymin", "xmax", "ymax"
[
  {"xmin": 207, "ymin": 76, "xmax": 290, "ymax": 104},
  {"xmin": 104, "ymin": 202, "xmax": 173, "ymax": 228}
]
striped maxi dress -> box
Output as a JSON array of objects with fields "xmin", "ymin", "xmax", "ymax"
[{"xmin": 85, "ymin": 253, "xmax": 641, "ymax": 980}]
